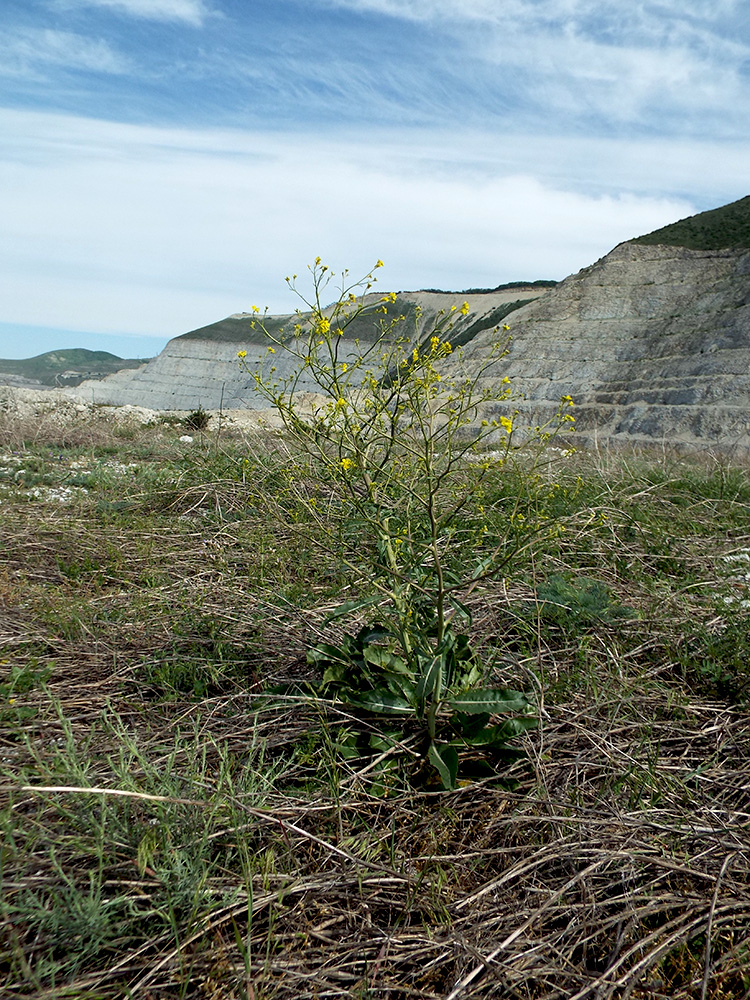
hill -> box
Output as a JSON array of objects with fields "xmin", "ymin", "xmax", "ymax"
[
  {"xmin": 0, "ymin": 349, "xmax": 150, "ymax": 387},
  {"xmin": 633, "ymin": 194, "xmax": 750, "ymax": 250}
]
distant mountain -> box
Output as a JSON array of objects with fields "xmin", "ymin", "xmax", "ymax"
[
  {"xmin": 0, "ymin": 349, "xmax": 150, "ymax": 387},
  {"xmin": 633, "ymin": 194, "xmax": 750, "ymax": 250}
]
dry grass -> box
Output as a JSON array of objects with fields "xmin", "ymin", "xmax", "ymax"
[{"xmin": 1, "ymin": 412, "xmax": 749, "ymax": 999}]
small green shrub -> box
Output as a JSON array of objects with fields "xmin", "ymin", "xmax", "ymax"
[{"xmin": 183, "ymin": 406, "xmax": 211, "ymax": 431}]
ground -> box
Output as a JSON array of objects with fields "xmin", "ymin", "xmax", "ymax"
[{"xmin": 1, "ymin": 402, "xmax": 749, "ymax": 999}]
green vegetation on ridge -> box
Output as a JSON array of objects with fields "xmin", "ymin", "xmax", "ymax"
[{"xmin": 633, "ymin": 193, "xmax": 750, "ymax": 250}]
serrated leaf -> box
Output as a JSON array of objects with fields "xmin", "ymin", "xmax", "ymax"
[
  {"xmin": 428, "ymin": 743, "xmax": 459, "ymax": 790},
  {"xmin": 448, "ymin": 688, "xmax": 530, "ymax": 715}
]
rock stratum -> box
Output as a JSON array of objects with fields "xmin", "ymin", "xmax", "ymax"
[
  {"xmin": 463, "ymin": 242, "xmax": 750, "ymax": 452},
  {"xmin": 71, "ymin": 196, "xmax": 750, "ymax": 452},
  {"xmin": 72, "ymin": 287, "xmax": 547, "ymax": 411}
]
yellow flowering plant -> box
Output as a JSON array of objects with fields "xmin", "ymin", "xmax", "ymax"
[{"xmin": 239, "ymin": 259, "xmax": 574, "ymax": 789}]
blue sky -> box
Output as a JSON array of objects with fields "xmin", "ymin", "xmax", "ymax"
[{"xmin": 0, "ymin": 0, "xmax": 748, "ymax": 359}]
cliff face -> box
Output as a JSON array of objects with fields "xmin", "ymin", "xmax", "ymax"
[
  {"xmin": 73, "ymin": 288, "xmax": 546, "ymax": 411},
  {"xmin": 74, "ymin": 239, "xmax": 750, "ymax": 452},
  {"xmin": 461, "ymin": 243, "xmax": 750, "ymax": 451}
]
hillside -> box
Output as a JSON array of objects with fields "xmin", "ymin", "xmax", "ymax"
[
  {"xmin": 0, "ymin": 349, "xmax": 150, "ymax": 387},
  {"xmin": 633, "ymin": 193, "xmax": 750, "ymax": 250},
  {"xmin": 73, "ymin": 286, "xmax": 551, "ymax": 410}
]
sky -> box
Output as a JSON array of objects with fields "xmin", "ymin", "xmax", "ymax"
[{"xmin": 0, "ymin": 0, "xmax": 748, "ymax": 360}]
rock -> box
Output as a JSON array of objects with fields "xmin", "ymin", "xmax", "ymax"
[
  {"xmin": 70, "ymin": 287, "xmax": 546, "ymax": 413},
  {"xmin": 461, "ymin": 243, "xmax": 750, "ymax": 452},
  {"xmin": 49, "ymin": 195, "xmax": 750, "ymax": 452}
]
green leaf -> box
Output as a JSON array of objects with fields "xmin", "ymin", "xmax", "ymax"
[
  {"xmin": 448, "ymin": 688, "xmax": 530, "ymax": 715},
  {"xmin": 348, "ymin": 689, "xmax": 414, "ymax": 714},
  {"xmin": 363, "ymin": 646, "xmax": 412, "ymax": 677},
  {"xmin": 320, "ymin": 663, "xmax": 347, "ymax": 687},
  {"xmin": 368, "ymin": 730, "xmax": 402, "ymax": 752},
  {"xmin": 428, "ymin": 743, "xmax": 459, "ymax": 790},
  {"xmin": 306, "ymin": 643, "xmax": 350, "ymax": 667},
  {"xmin": 450, "ymin": 717, "xmax": 537, "ymax": 747},
  {"xmin": 383, "ymin": 672, "xmax": 416, "ymax": 701},
  {"xmin": 450, "ymin": 711, "xmax": 491, "ymax": 738},
  {"xmin": 447, "ymin": 594, "xmax": 473, "ymax": 625},
  {"xmin": 415, "ymin": 654, "xmax": 443, "ymax": 703},
  {"xmin": 356, "ymin": 625, "xmax": 394, "ymax": 645},
  {"xmin": 323, "ymin": 596, "xmax": 382, "ymax": 624}
]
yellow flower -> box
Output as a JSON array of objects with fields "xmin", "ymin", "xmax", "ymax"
[
  {"xmin": 499, "ymin": 416, "xmax": 513, "ymax": 434},
  {"xmin": 461, "ymin": 301, "xmax": 470, "ymax": 316},
  {"xmin": 251, "ymin": 305, "xmax": 260, "ymax": 314},
  {"xmin": 375, "ymin": 259, "xmax": 385, "ymax": 268},
  {"xmin": 341, "ymin": 362, "xmax": 347, "ymax": 372},
  {"xmin": 336, "ymin": 397, "xmax": 347, "ymax": 408},
  {"xmin": 237, "ymin": 350, "xmax": 247, "ymax": 358},
  {"xmin": 318, "ymin": 317, "xmax": 331, "ymax": 334},
  {"xmin": 340, "ymin": 457, "xmax": 353, "ymax": 470}
]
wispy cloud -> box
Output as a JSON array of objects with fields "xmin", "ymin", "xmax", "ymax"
[
  {"xmin": 312, "ymin": 0, "xmax": 741, "ymax": 29},
  {"xmin": 308, "ymin": 0, "xmax": 749, "ymax": 132},
  {"xmin": 51, "ymin": 0, "xmax": 212, "ymax": 26},
  {"xmin": 0, "ymin": 28, "xmax": 129, "ymax": 77}
]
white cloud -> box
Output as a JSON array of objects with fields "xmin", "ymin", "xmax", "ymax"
[
  {"xmin": 490, "ymin": 29, "xmax": 747, "ymax": 127},
  {"xmin": 0, "ymin": 28, "xmax": 129, "ymax": 77},
  {"xmin": 52, "ymin": 0, "xmax": 212, "ymax": 26},
  {"xmin": 311, "ymin": 0, "xmax": 742, "ymax": 27},
  {"xmin": 311, "ymin": 0, "xmax": 750, "ymax": 130},
  {"xmin": 1, "ymin": 108, "xmax": 747, "ymax": 345}
]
